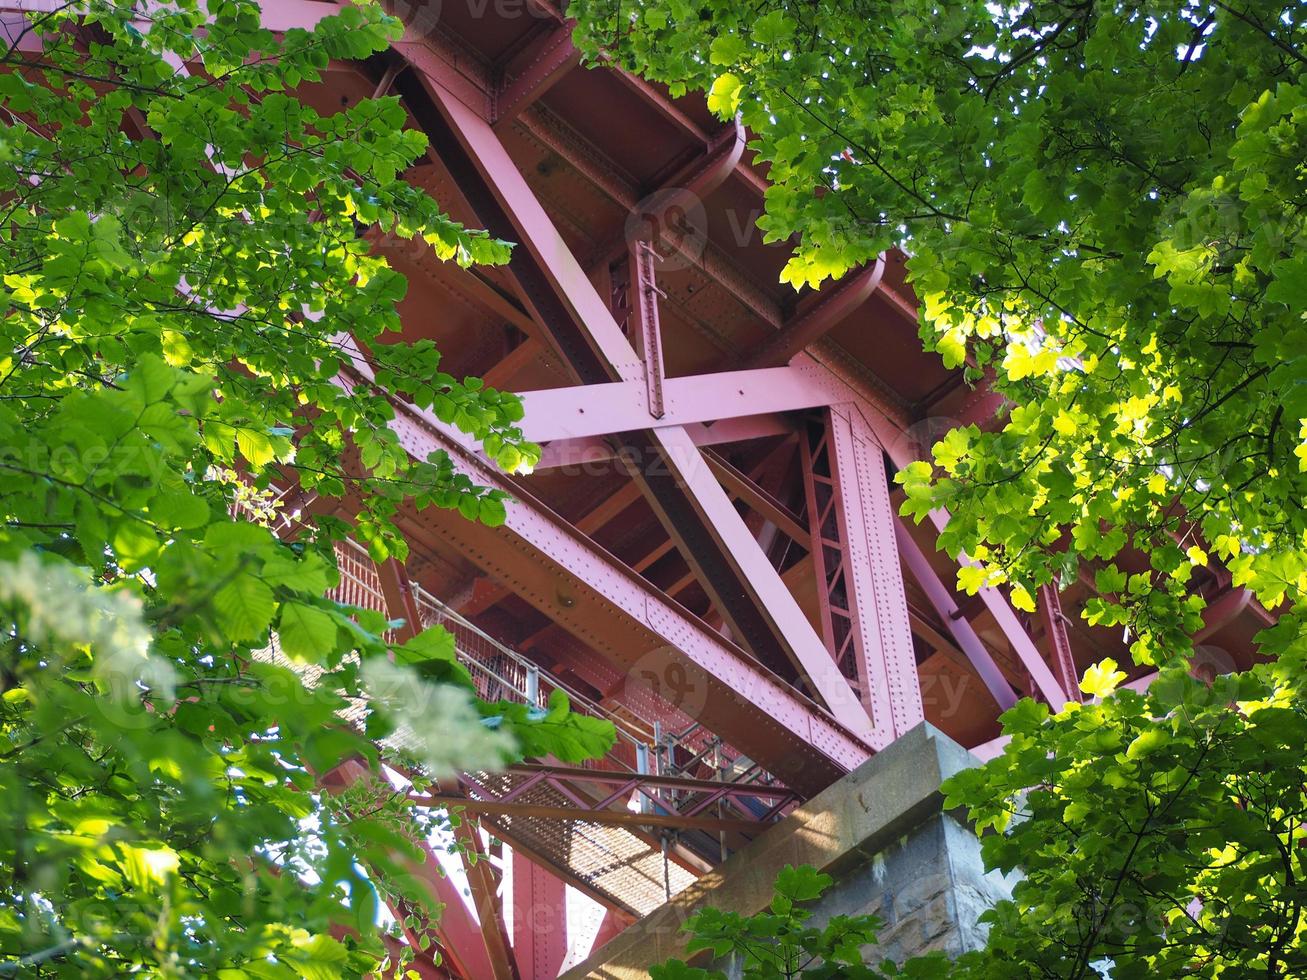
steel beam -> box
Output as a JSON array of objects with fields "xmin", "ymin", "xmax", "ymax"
[
  {"xmin": 481, "ymin": 337, "xmax": 542, "ymax": 390},
  {"xmin": 404, "ymin": 63, "xmax": 873, "ymax": 736},
  {"xmin": 504, "ymin": 763, "xmax": 793, "ymax": 801},
  {"xmin": 377, "ymin": 557, "xmax": 425, "ymax": 642},
  {"xmin": 607, "ymin": 61, "xmax": 710, "ymax": 141},
  {"xmin": 457, "ymin": 482, "xmax": 645, "ymax": 617},
  {"xmin": 387, "ymin": 36, "xmax": 899, "ymax": 356},
  {"xmin": 493, "ymin": 22, "xmax": 580, "ymax": 126},
  {"xmin": 410, "ymin": 250, "xmax": 540, "ymax": 339},
  {"xmin": 739, "ymin": 258, "xmax": 886, "ymax": 370},
  {"xmin": 802, "ymin": 409, "xmax": 925, "ymax": 743},
  {"xmin": 533, "ymin": 416, "xmax": 795, "ymax": 471},
  {"xmin": 628, "ymin": 241, "xmax": 668, "ymax": 418},
  {"xmin": 964, "ymin": 560, "xmax": 1069, "ymax": 708},
  {"xmin": 1038, "ymin": 583, "xmax": 1082, "ymax": 704},
  {"xmin": 396, "ymin": 64, "xmax": 634, "ymax": 384},
  {"xmin": 442, "ymin": 81, "xmax": 911, "ymax": 442},
  {"xmin": 701, "ymin": 449, "xmax": 808, "ymax": 546},
  {"xmin": 454, "ymin": 817, "xmax": 520, "ymax": 980},
  {"xmin": 1195, "ymin": 586, "xmax": 1254, "ymax": 642},
  {"xmin": 519, "ymin": 105, "xmax": 639, "ymax": 210},
  {"xmin": 895, "ymin": 520, "xmax": 1017, "ymax": 712},
  {"xmin": 410, "ymin": 795, "xmax": 766, "ymax": 834},
  {"xmin": 392, "ymin": 28, "xmax": 494, "ymax": 120},
  {"xmin": 514, "ymin": 363, "xmax": 840, "ymax": 443},
  {"xmin": 511, "ymin": 852, "xmax": 568, "ymax": 980},
  {"xmin": 631, "ymin": 425, "xmax": 872, "ymax": 734},
  {"xmin": 589, "ymin": 910, "xmax": 630, "ymax": 957},
  {"xmin": 591, "ymin": 120, "xmax": 747, "ymax": 271},
  {"xmin": 351, "ymin": 374, "xmax": 872, "ymax": 794},
  {"xmin": 916, "ymin": 507, "xmax": 1072, "ymax": 709}
]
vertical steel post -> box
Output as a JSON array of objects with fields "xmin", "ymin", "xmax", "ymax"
[
  {"xmin": 1039, "ymin": 582, "xmax": 1083, "ymax": 703},
  {"xmin": 511, "ymin": 851, "xmax": 569, "ymax": 980},
  {"xmin": 525, "ymin": 663, "xmax": 540, "ymax": 706},
  {"xmin": 801, "ymin": 408, "xmax": 925, "ymax": 744},
  {"xmin": 629, "ymin": 240, "xmax": 668, "ymax": 419},
  {"xmin": 635, "ymin": 742, "xmax": 650, "ymax": 815},
  {"xmin": 895, "ymin": 518, "xmax": 1018, "ymax": 711}
]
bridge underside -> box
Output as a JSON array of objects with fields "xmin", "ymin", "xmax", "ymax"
[{"xmin": 39, "ymin": 0, "xmax": 1268, "ymax": 974}]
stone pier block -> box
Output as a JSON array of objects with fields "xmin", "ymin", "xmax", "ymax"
[{"xmin": 560, "ymin": 723, "xmax": 1014, "ymax": 978}]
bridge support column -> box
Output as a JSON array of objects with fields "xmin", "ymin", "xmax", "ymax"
[
  {"xmin": 562, "ymin": 725, "xmax": 1014, "ymax": 977},
  {"xmin": 512, "ymin": 851, "xmax": 568, "ymax": 980}
]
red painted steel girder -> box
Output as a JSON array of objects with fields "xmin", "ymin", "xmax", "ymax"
[
  {"xmin": 739, "ymin": 258, "xmax": 887, "ymax": 370},
  {"xmin": 896, "ymin": 518, "xmax": 1018, "ymax": 712},
  {"xmin": 532, "ymin": 415, "xmax": 795, "ymax": 471},
  {"xmin": 391, "ymin": 59, "xmax": 882, "ymax": 737},
  {"xmin": 511, "ymin": 851, "xmax": 568, "ymax": 980},
  {"xmin": 349, "ymin": 368, "xmax": 873, "ymax": 794},
  {"xmin": 484, "ymin": 763, "xmax": 798, "ymax": 818},
  {"xmin": 513, "ymin": 363, "xmax": 845, "ymax": 444},
  {"xmin": 799, "ymin": 408, "xmax": 925, "ymax": 744},
  {"xmin": 494, "ymin": 20, "xmax": 579, "ymax": 126}
]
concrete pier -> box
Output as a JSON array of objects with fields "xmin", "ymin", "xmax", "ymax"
[{"xmin": 562, "ymin": 724, "xmax": 1014, "ymax": 977}]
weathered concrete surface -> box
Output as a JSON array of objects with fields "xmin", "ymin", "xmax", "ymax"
[{"xmin": 560, "ymin": 723, "xmax": 1013, "ymax": 978}]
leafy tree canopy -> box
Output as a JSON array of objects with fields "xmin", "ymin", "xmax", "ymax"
[
  {"xmin": 573, "ymin": 1, "xmax": 1307, "ymax": 975},
  {"xmin": 0, "ymin": 1, "xmax": 611, "ymax": 975},
  {"xmin": 943, "ymin": 666, "xmax": 1307, "ymax": 977}
]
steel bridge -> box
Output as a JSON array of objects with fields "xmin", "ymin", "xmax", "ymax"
[
  {"xmin": 4, "ymin": 0, "xmax": 1273, "ymax": 974},
  {"xmin": 264, "ymin": 1, "xmax": 1271, "ymax": 973}
]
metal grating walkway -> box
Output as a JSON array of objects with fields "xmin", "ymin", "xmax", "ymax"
[
  {"xmin": 461, "ymin": 769, "xmax": 698, "ymax": 917},
  {"xmin": 312, "ymin": 541, "xmax": 706, "ymax": 913}
]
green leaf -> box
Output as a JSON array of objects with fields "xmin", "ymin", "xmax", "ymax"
[
  {"xmin": 477, "ymin": 496, "xmax": 506, "ymax": 526},
  {"xmin": 236, "ymin": 427, "xmax": 278, "ymax": 468},
  {"xmin": 1125, "ymin": 727, "xmax": 1168, "ymax": 760},
  {"xmin": 278, "ymin": 602, "xmax": 338, "ymax": 662},
  {"xmin": 706, "ymin": 72, "xmax": 744, "ymax": 117},
  {"xmin": 213, "ymin": 574, "xmax": 277, "ymax": 643},
  {"xmin": 774, "ymin": 864, "xmax": 831, "ymax": 903},
  {"xmin": 1080, "ymin": 658, "xmax": 1126, "ymax": 699}
]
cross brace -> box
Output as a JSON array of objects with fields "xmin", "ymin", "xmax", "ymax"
[{"xmin": 398, "ymin": 59, "xmax": 883, "ymax": 739}]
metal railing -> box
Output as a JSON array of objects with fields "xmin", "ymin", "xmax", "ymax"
[
  {"xmin": 330, "ymin": 541, "xmax": 652, "ymax": 767},
  {"xmin": 329, "ymin": 539, "xmax": 787, "ymax": 797}
]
